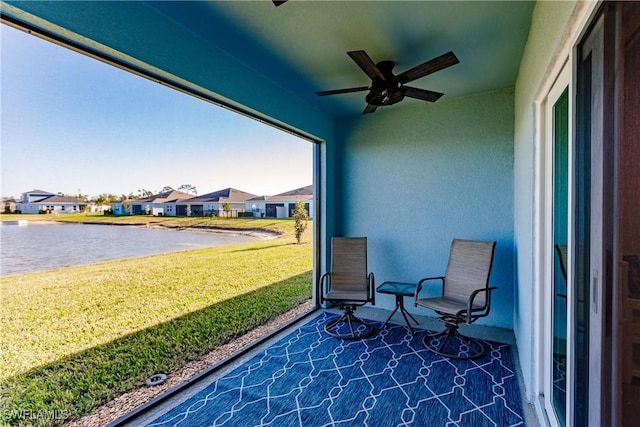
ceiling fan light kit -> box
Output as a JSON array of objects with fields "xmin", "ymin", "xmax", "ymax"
[{"xmin": 316, "ymin": 50, "xmax": 459, "ymax": 114}]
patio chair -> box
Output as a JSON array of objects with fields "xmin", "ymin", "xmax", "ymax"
[
  {"xmin": 414, "ymin": 238, "xmax": 497, "ymax": 359},
  {"xmin": 318, "ymin": 237, "xmax": 375, "ymax": 339},
  {"xmin": 555, "ymin": 244, "xmax": 568, "ymax": 282},
  {"xmin": 555, "ymin": 244, "xmax": 568, "ymax": 302}
]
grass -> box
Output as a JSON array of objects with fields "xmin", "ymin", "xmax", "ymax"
[{"xmin": 0, "ymin": 215, "xmax": 313, "ymax": 426}]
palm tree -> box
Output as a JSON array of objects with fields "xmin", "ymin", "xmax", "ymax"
[
  {"xmin": 105, "ymin": 193, "xmax": 119, "ymax": 204},
  {"xmin": 178, "ymin": 184, "xmax": 197, "ymax": 195},
  {"xmin": 93, "ymin": 194, "xmax": 107, "ymax": 210},
  {"xmin": 138, "ymin": 189, "xmax": 153, "ymax": 198}
]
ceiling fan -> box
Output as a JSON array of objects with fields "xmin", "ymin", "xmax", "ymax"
[{"xmin": 316, "ymin": 50, "xmax": 459, "ymax": 114}]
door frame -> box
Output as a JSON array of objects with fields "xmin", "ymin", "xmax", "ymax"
[{"xmin": 538, "ymin": 61, "xmax": 574, "ymax": 427}]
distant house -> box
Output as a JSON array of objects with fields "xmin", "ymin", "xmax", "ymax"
[
  {"xmin": 110, "ymin": 200, "xmax": 130, "ymax": 216},
  {"xmin": 2, "ymin": 197, "xmax": 17, "ymax": 213},
  {"xmin": 16, "ymin": 189, "xmax": 87, "ymax": 214},
  {"xmin": 111, "ymin": 190, "xmax": 194, "ymax": 216},
  {"xmin": 173, "ymin": 188, "xmax": 257, "ymax": 217},
  {"xmin": 247, "ymin": 185, "xmax": 313, "ymax": 219}
]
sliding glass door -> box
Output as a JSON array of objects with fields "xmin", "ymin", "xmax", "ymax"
[{"xmin": 542, "ymin": 5, "xmax": 639, "ymax": 425}]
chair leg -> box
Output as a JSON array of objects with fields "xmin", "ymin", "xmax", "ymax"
[
  {"xmin": 325, "ymin": 306, "xmax": 374, "ymax": 340},
  {"xmin": 423, "ymin": 319, "xmax": 485, "ymax": 360}
]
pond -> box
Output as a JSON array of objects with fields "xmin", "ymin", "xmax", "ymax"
[{"xmin": 0, "ymin": 222, "xmax": 260, "ymax": 276}]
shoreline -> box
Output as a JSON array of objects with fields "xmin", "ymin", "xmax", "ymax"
[{"xmin": 149, "ymin": 224, "xmax": 280, "ymax": 240}]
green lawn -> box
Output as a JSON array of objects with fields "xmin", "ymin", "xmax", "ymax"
[{"xmin": 0, "ymin": 215, "xmax": 313, "ymax": 426}]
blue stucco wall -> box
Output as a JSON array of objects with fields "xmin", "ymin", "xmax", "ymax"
[{"xmin": 336, "ymin": 89, "xmax": 515, "ymax": 329}]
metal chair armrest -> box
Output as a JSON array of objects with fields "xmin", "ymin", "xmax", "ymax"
[
  {"xmin": 465, "ymin": 286, "xmax": 498, "ymax": 323},
  {"xmin": 318, "ymin": 272, "xmax": 331, "ymax": 304},
  {"xmin": 368, "ymin": 272, "xmax": 375, "ymax": 305},
  {"xmin": 414, "ymin": 276, "xmax": 445, "ymax": 305}
]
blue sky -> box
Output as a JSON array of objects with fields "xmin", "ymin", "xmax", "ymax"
[{"xmin": 1, "ymin": 24, "xmax": 312, "ymax": 199}]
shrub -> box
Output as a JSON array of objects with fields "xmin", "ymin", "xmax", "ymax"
[{"xmin": 292, "ymin": 200, "xmax": 308, "ymax": 244}]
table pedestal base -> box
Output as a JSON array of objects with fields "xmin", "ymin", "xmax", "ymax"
[{"xmin": 382, "ymin": 294, "xmax": 420, "ymax": 334}]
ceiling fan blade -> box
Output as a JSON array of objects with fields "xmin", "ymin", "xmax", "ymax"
[
  {"xmin": 316, "ymin": 86, "xmax": 370, "ymax": 96},
  {"xmin": 347, "ymin": 50, "xmax": 386, "ymax": 81},
  {"xmin": 403, "ymin": 86, "xmax": 444, "ymax": 102},
  {"xmin": 397, "ymin": 51, "xmax": 459, "ymax": 84},
  {"xmin": 363, "ymin": 104, "xmax": 378, "ymax": 114}
]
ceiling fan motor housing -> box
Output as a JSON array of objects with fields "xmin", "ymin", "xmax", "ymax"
[{"xmin": 366, "ymin": 61, "xmax": 404, "ymax": 106}]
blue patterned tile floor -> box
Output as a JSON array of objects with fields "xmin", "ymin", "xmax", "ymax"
[{"xmin": 116, "ymin": 308, "xmax": 539, "ymax": 427}]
